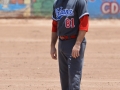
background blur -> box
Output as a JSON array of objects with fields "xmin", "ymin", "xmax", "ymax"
[
  {"xmin": 0, "ymin": 0, "xmax": 120, "ymax": 18},
  {"xmin": 0, "ymin": 0, "xmax": 120, "ymax": 90}
]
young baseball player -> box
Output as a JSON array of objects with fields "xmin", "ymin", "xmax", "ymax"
[{"xmin": 50, "ymin": 0, "xmax": 89, "ymax": 90}]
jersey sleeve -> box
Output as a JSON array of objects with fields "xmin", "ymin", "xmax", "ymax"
[
  {"xmin": 52, "ymin": 20, "xmax": 58, "ymax": 32},
  {"xmin": 79, "ymin": 15, "xmax": 89, "ymax": 32},
  {"xmin": 76, "ymin": 0, "xmax": 89, "ymax": 19},
  {"xmin": 52, "ymin": 9, "xmax": 57, "ymax": 21},
  {"xmin": 52, "ymin": 2, "xmax": 57, "ymax": 21}
]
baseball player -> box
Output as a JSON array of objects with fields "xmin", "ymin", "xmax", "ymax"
[{"xmin": 50, "ymin": 0, "xmax": 89, "ymax": 90}]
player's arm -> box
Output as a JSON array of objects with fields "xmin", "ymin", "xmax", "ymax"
[
  {"xmin": 72, "ymin": 15, "xmax": 89, "ymax": 58},
  {"xmin": 50, "ymin": 20, "xmax": 58, "ymax": 60}
]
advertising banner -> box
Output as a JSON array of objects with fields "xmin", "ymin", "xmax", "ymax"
[
  {"xmin": 87, "ymin": 0, "xmax": 120, "ymax": 18},
  {"xmin": 0, "ymin": 0, "xmax": 30, "ymax": 17},
  {"xmin": 0, "ymin": 0, "xmax": 120, "ymax": 18}
]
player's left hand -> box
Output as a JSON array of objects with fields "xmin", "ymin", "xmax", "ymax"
[{"xmin": 72, "ymin": 44, "xmax": 80, "ymax": 58}]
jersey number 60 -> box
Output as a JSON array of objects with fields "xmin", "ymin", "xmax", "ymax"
[{"xmin": 65, "ymin": 18, "xmax": 75, "ymax": 28}]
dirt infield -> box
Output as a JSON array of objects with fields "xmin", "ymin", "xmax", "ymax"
[{"xmin": 0, "ymin": 19, "xmax": 120, "ymax": 90}]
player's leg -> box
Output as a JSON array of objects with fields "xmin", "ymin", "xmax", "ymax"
[
  {"xmin": 68, "ymin": 41, "xmax": 86, "ymax": 90},
  {"xmin": 58, "ymin": 45, "xmax": 69, "ymax": 90}
]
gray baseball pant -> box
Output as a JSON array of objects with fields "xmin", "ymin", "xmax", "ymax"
[{"xmin": 58, "ymin": 38, "xmax": 86, "ymax": 90}]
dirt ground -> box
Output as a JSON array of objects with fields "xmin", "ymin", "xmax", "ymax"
[{"xmin": 0, "ymin": 19, "xmax": 120, "ymax": 90}]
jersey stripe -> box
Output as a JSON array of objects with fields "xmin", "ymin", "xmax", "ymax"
[
  {"xmin": 52, "ymin": 16, "xmax": 58, "ymax": 21},
  {"xmin": 79, "ymin": 13, "xmax": 89, "ymax": 19}
]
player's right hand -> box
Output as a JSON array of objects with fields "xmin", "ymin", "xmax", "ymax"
[{"xmin": 50, "ymin": 46, "xmax": 57, "ymax": 60}]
